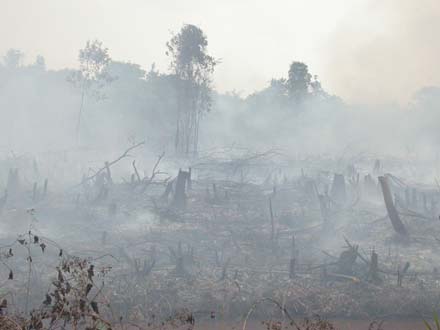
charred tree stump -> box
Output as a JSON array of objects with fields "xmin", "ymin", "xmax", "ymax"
[
  {"xmin": 172, "ymin": 170, "xmax": 189, "ymax": 209},
  {"xmin": 378, "ymin": 176, "xmax": 408, "ymax": 236}
]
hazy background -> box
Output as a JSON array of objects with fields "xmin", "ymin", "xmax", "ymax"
[
  {"xmin": 2, "ymin": 0, "xmax": 439, "ymax": 104},
  {"xmin": 1, "ymin": 0, "xmax": 440, "ymax": 171}
]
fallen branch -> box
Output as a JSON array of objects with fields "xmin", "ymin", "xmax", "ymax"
[{"xmin": 78, "ymin": 142, "xmax": 145, "ymax": 187}]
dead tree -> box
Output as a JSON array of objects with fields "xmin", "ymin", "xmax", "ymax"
[
  {"xmin": 172, "ymin": 170, "xmax": 190, "ymax": 209},
  {"xmin": 378, "ymin": 176, "xmax": 408, "ymax": 236}
]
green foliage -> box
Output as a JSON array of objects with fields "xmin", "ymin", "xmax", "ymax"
[
  {"xmin": 287, "ymin": 61, "xmax": 312, "ymax": 102},
  {"xmin": 166, "ymin": 24, "xmax": 218, "ymax": 155},
  {"xmin": 166, "ymin": 24, "xmax": 217, "ymax": 82},
  {"xmin": 424, "ymin": 313, "xmax": 440, "ymax": 330},
  {"xmin": 68, "ymin": 39, "xmax": 114, "ymax": 100}
]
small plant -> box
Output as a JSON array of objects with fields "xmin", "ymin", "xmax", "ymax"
[{"xmin": 424, "ymin": 313, "xmax": 440, "ymax": 330}]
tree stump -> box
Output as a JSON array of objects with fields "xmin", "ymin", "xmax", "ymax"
[{"xmin": 378, "ymin": 176, "xmax": 408, "ymax": 236}]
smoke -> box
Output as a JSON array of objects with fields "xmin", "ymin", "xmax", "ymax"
[{"xmin": 322, "ymin": 0, "xmax": 440, "ymax": 104}]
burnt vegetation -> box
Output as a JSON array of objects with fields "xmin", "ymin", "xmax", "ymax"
[{"xmin": 1, "ymin": 21, "xmax": 440, "ymax": 330}]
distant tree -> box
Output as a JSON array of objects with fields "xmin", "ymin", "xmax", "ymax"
[
  {"xmin": 68, "ymin": 40, "xmax": 113, "ymax": 143},
  {"xmin": 311, "ymin": 74, "xmax": 330, "ymax": 99},
  {"xmin": 166, "ymin": 24, "xmax": 217, "ymax": 156},
  {"xmin": 3, "ymin": 49, "xmax": 24, "ymax": 69},
  {"xmin": 269, "ymin": 78, "xmax": 288, "ymax": 103},
  {"xmin": 33, "ymin": 55, "xmax": 46, "ymax": 70},
  {"xmin": 247, "ymin": 78, "xmax": 288, "ymax": 111},
  {"xmin": 146, "ymin": 63, "xmax": 160, "ymax": 81},
  {"xmin": 287, "ymin": 61, "xmax": 312, "ymax": 103}
]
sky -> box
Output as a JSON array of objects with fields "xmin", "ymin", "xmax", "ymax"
[{"xmin": 1, "ymin": 0, "xmax": 440, "ymax": 104}]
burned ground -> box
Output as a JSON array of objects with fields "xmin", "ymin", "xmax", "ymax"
[{"xmin": 0, "ymin": 148, "xmax": 438, "ymax": 329}]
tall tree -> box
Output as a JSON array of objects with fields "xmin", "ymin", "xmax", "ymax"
[
  {"xmin": 68, "ymin": 40, "xmax": 113, "ymax": 143},
  {"xmin": 166, "ymin": 24, "xmax": 217, "ymax": 156},
  {"xmin": 287, "ymin": 61, "xmax": 311, "ymax": 103}
]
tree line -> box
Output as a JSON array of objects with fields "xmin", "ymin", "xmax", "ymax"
[{"xmin": 2, "ymin": 24, "xmax": 403, "ymax": 155}]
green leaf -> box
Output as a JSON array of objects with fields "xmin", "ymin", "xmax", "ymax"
[
  {"xmin": 424, "ymin": 319, "xmax": 433, "ymax": 330},
  {"xmin": 434, "ymin": 312, "xmax": 440, "ymax": 330}
]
